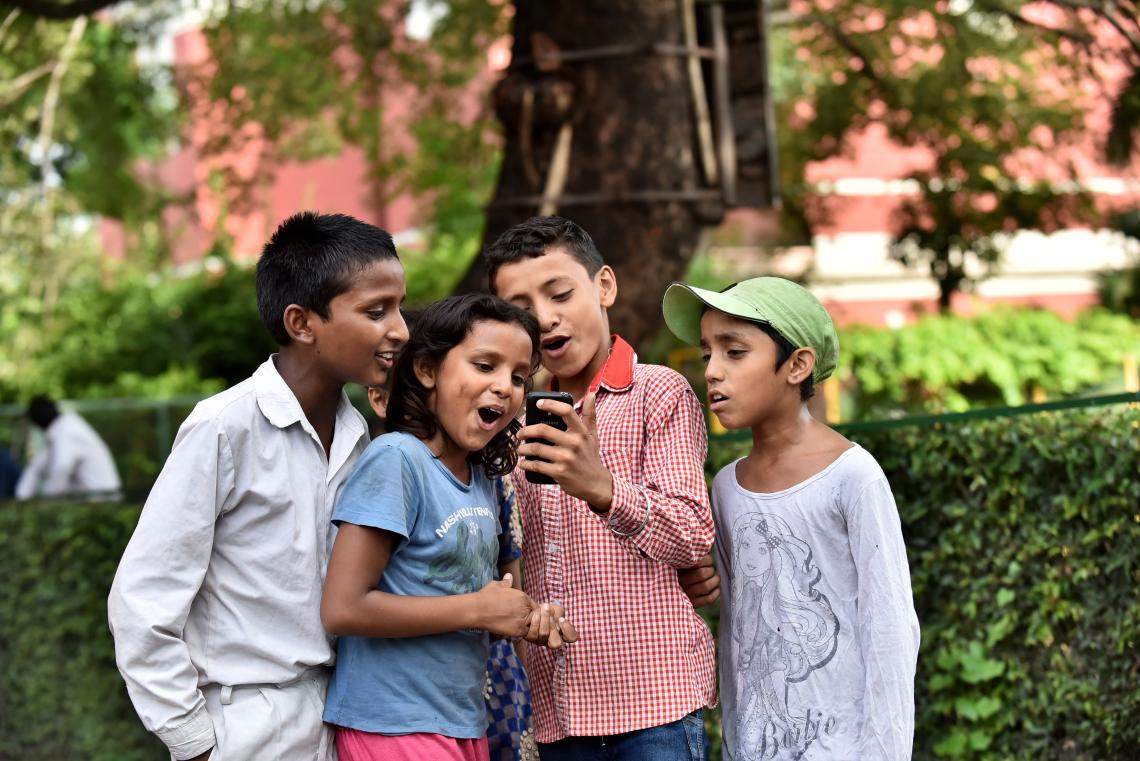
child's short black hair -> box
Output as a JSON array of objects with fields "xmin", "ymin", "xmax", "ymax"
[
  {"xmin": 484, "ymin": 215, "xmax": 605, "ymax": 291},
  {"xmin": 386, "ymin": 294, "xmax": 540, "ymax": 478},
  {"xmin": 756, "ymin": 322, "xmax": 816, "ymax": 402},
  {"xmin": 256, "ymin": 211, "xmax": 399, "ymax": 345}
]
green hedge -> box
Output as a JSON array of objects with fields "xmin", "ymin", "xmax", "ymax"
[
  {"xmin": 2, "ymin": 404, "xmax": 1137, "ymax": 760},
  {"xmin": 710, "ymin": 402, "xmax": 1140, "ymax": 760},
  {"xmin": 0, "ymin": 502, "xmax": 164, "ymax": 761}
]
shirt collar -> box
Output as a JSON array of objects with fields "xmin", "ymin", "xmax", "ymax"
[
  {"xmin": 254, "ymin": 357, "xmax": 306, "ymax": 429},
  {"xmin": 551, "ymin": 335, "xmax": 637, "ymax": 395},
  {"xmin": 252, "ymin": 356, "xmax": 364, "ymax": 442}
]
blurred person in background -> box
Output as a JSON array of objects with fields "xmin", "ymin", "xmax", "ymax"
[
  {"xmin": 15, "ymin": 395, "xmax": 122, "ymax": 502},
  {"xmin": 0, "ymin": 442, "xmax": 21, "ymax": 499}
]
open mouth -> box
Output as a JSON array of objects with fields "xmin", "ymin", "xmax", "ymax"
[
  {"xmin": 477, "ymin": 406, "xmax": 505, "ymax": 429},
  {"xmin": 541, "ymin": 335, "xmax": 570, "ymax": 353},
  {"xmin": 375, "ymin": 351, "xmax": 396, "ymax": 365}
]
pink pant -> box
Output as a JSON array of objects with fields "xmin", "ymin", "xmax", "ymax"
[{"xmin": 335, "ymin": 727, "xmax": 490, "ymax": 761}]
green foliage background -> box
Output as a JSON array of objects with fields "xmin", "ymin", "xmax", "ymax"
[
  {"xmin": 0, "ymin": 244, "xmax": 473, "ymax": 404},
  {"xmin": 0, "ymin": 502, "xmax": 165, "ymax": 761},
  {"xmin": 839, "ymin": 307, "xmax": 1140, "ymax": 417},
  {"xmin": 651, "ymin": 300, "xmax": 1140, "ymax": 423},
  {"xmin": 2, "ymin": 403, "xmax": 1137, "ymax": 760}
]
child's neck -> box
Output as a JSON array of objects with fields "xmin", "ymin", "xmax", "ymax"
[
  {"xmin": 739, "ymin": 405, "xmax": 851, "ymax": 493},
  {"xmin": 422, "ymin": 429, "xmax": 471, "ymax": 485},
  {"xmin": 747, "ymin": 404, "xmax": 814, "ymax": 462},
  {"xmin": 555, "ymin": 336, "xmax": 612, "ymax": 402},
  {"xmin": 274, "ymin": 351, "xmax": 341, "ymax": 457}
]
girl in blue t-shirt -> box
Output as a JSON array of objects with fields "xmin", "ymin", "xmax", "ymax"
[{"xmin": 321, "ymin": 294, "xmax": 575, "ymax": 761}]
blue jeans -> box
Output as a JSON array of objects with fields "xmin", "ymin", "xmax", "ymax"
[{"xmin": 537, "ymin": 709, "xmax": 707, "ymax": 761}]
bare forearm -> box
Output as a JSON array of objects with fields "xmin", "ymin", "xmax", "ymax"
[{"xmin": 323, "ymin": 590, "xmax": 479, "ymax": 638}]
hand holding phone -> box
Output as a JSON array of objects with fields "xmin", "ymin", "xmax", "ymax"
[{"xmin": 524, "ymin": 391, "xmax": 573, "ymax": 484}]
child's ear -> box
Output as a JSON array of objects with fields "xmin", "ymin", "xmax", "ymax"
[
  {"xmin": 282, "ymin": 304, "xmax": 316, "ymax": 345},
  {"xmin": 367, "ymin": 387, "xmax": 389, "ymax": 419},
  {"xmin": 787, "ymin": 347, "xmax": 817, "ymax": 385},
  {"xmin": 594, "ymin": 265, "xmax": 618, "ymax": 308},
  {"xmin": 413, "ymin": 357, "xmax": 437, "ymax": 390}
]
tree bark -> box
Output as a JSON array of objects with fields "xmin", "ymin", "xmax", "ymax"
[{"xmin": 454, "ymin": 0, "xmax": 725, "ymax": 351}]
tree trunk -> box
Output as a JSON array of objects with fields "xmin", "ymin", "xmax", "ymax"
[{"xmin": 453, "ymin": 0, "xmax": 725, "ymax": 351}]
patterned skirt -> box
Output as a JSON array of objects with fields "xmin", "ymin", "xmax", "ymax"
[{"xmin": 485, "ymin": 638, "xmax": 538, "ymax": 761}]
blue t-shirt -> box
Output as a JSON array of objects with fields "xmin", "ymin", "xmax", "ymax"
[{"xmin": 323, "ymin": 431, "xmax": 501, "ymax": 737}]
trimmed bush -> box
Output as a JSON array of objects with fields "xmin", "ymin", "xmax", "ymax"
[{"xmin": 0, "ymin": 501, "xmax": 164, "ymax": 761}]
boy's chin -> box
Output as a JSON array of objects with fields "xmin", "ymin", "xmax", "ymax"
[
  {"xmin": 713, "ymin": 413, "xmax": 750, "ymax": 431},
  {"xmin": 544, "ymin": 340, "xmax": 601, "ymax": 379}
]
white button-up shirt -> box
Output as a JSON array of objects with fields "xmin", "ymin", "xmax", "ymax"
[
  {"xmin": 15, "ymin": 411, "xmax": 122, "ymax": 500},
  {"xmin": 108, "ymin": 358, "xmax": 369, "ymax": 760}
]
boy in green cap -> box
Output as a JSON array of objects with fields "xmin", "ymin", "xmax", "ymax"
[{"xmin": 662, "ymin": 277, "xmax": 920, "ymax": 761}]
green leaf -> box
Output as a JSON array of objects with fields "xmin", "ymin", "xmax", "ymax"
[
  {"xmin": 973, "ymin": 696, "xmax": 1003, "ymax": 719},
  {"xmin": 968, "ymin": 729, "xmax": 994, "ymax": 750},
  {"xmin": 934, "ymin": 730, "xmax": 970, "ymax": 758}
]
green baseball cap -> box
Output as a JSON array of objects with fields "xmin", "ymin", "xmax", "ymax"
[{"xmin": 662, "ymin": 277, "xmax": 839, "ymax": 383}]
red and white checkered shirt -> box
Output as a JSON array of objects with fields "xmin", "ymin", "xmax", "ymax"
[{"xmin": 514, "ymin": 336, "xmax": 717, "ymax": 743}]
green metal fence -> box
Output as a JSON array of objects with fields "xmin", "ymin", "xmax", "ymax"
[
  {"xmin": 0, "ymin": 388, "xmax": 380, "ymax": 500},
  {"xmin": 4, "ymin": 389, "xmax": 1136, "ymax": 500},
  {"xmin": 709, "ymin": 390, "xmax": 1140, "ymax": 441}
]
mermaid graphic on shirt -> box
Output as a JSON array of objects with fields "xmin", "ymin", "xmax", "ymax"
[{"xmin": 731, "ymin": 512, "xmax": 840, "ymax": 759}]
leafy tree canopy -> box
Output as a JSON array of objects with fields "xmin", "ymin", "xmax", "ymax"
[
  {"xmin": 771, "ymin": 0, "xmax": 1140, "ymax": 308},
  {"xmin": 1, "ymin": 0, "xmax": 1137, "ymax": 394}
]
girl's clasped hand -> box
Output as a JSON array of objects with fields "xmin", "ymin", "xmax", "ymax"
[{"xmin": 479, "ymin": 572, "xmax": 579, "ymax": 649}]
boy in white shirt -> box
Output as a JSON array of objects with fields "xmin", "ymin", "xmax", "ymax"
[
  {"xmin": 662, "ymin": 277, "xmax": 921, "ymax": 761},
  {"xmin": 108, "ymin": 212, "xmax": 410, "ymax": 761}
]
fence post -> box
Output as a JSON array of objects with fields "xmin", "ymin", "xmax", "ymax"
[{"xmin": 156, "ymin": 401, "xmax": 172, "ymax": 464}]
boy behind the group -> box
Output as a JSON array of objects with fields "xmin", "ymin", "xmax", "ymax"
[
  {"xmin": 108, "ymin": 212, "xmax": 410, "ymax": 761},
  {"xmin": 486, "ymin": 216, "xmax": 716, "ymax": 760},
  {"xmin": 663, "ymin": 277, "xmax": 921, "ymax": 760}
]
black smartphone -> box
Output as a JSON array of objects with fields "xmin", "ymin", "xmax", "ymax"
[{"xmin": 524, "ymin": 391, "xmax": 573, "ymax": 484}]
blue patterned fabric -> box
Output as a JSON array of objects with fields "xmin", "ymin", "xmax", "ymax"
[
  {"xmin": 486, "ymin": 476, "xmax": 537, "ymax": 761},
  {"xmin": 486, "ymin": 638, "xmax": 536, "ymax": 761},
  {"xmin": 495, "ymin": 476, "xmax": 523, "ymax": 567}
]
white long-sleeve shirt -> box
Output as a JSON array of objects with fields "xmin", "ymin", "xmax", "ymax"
[
  {"xmin": 713, "ymin": 446, "xmax": 921, "ymax": 761},
  {"xmin": 15, "ymin": 412, "xmax": 121, "ymax": 500},
  {"xmin": 107, "ymin": 358, "xmax": 369, "ymax": 760}
]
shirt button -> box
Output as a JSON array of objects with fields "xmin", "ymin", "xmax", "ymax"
[{"xmin": 547, "ymin": 542, "xmax": 559, "ymax": 555}]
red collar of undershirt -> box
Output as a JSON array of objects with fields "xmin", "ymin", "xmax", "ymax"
[{"xmin": 550, "ymin": 335, "xmax": 636, "ymax": 396}]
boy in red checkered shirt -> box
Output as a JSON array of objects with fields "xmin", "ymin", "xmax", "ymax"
[{"xmin": 485, "ymin": 216, "xmax": 716, "ymax": 761}]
